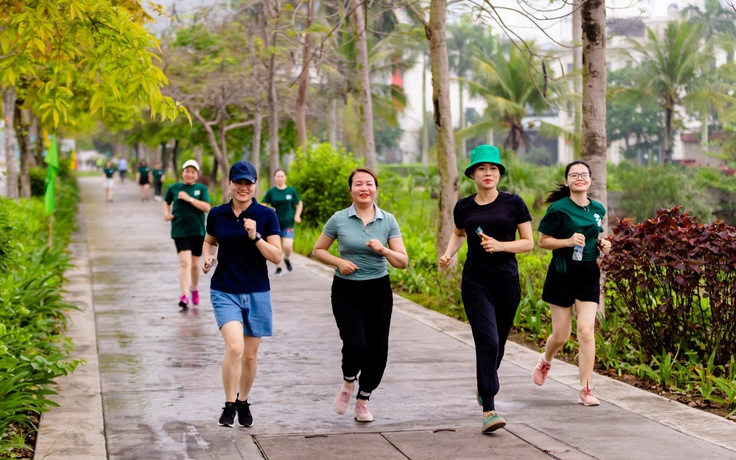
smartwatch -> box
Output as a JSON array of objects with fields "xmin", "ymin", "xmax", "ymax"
[{"xmin": 253, "ymin": 232, "xmax": 262, "ymax": 243}]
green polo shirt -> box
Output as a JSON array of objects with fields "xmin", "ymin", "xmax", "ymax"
[
  {"xmin": 152, "ymin": 169, "xmax": 164, "ymax": 184},
  {"xmin": 103, "ymin": 167, "xmax": 115, "ymax": 178},
  {"xmin": 262, "ymin": 186, "xmax": 301, "ymax": 228},
  {"xmin": 538, "ymin": 196, "xmax": 606, "ymax": 262},
  {"xmin": 164, "ymin": 182, "xmax": 211, "ymax": 238},
  {"xmin": 322, "ymin": 204, "xmax": 402, "ymax": 280}
]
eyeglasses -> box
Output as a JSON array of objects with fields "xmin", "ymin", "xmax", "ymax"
[{"xmin": 567, "ymin": 172, "xmax": 590, "ymax": 180}]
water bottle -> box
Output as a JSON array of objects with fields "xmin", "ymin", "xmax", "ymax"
[{"xmin": 572, "ymin": 245, "xmax": 583, "ymax": 261}]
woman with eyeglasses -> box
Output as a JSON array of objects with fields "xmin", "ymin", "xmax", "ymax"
[{"xmin": 532, "ymin": 160, "xmax": 612, "ymax": 406}]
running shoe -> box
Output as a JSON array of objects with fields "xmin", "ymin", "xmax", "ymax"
[
  {"xmin": 218, "ymin": 402, "xmax": 236, "ymax": 427},
  {"xmin": 284, "ymin": 259, "xmax": 293, "ymax": 271},
  {"xmin": 578, "ymin": 383, "xmax": 600, "ymax": 406},
  {"xmin": 533, "ymin": 354, "xmax": 552, "ymax": 386},
  {"xmin": 354, "ymin": 400, "xmax": 374, "ymax": 422},
  {"xmin": 333, "ymin": 383, "xmax": 352, "ymax": 415},
  {"xmin": 191, "ymin": 290, "xmax": 199, "ymax": 306},
  {"xmin": 274, "ymin": 267, "xmax": 283, "ymax": 277},
  {"xmin": 481, "ymin": 411, "xmax": 506, "ymax": 433},
  {"xmin": 178, "ymin": 295, "xmax": 189, "ymax": 309},
  {"xmin": 236, "ymin": 397, "xmax": 253, "ymax": 427}
]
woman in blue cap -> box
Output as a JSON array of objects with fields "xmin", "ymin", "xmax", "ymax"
[
  {"xmin": 439, "ymin": 144, "xmax": 534, "ymax": 434},
  {"xmin": 202, "ymin": 160, "xmax": 283, "ymax": 429}
]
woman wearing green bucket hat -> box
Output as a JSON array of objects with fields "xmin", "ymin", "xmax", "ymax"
[{"xmin": 439, "ymin": 144, "xmax": 534, "ymax": 434}]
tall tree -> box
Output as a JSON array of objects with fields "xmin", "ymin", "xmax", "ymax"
[
  {"xmin": 0, "ymin": 0, "xmax": 186, "ymax": 199},
  {"xmin": 295, "ymin": 0, "xmax": 314, "ymax": 153},
  {"xmin": 352, "ymin": 0, "xmax": 377, "ymax": 171},
  {"xmin": 408, "ymin": 0, "xmax": 458, "ymax": 259},
  {"xmin": 624, "ymin": 21, "xmax": 716, "ymax": 163},
  {"xmin": 581, "ymin": 0, "xmax": 607, "ymax": 211}
]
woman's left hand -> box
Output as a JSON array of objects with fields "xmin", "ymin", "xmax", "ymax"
[
  {"xmin": 366, "ymin": 238, "xmax": 386, "ymax": 255},
  {"xmin": 294, "ymin": 215, "xmax": 302, "ymax": 224},
  {"xmin": 244, "ymin": 218, "xmax": 257, "ymax": 239},
  {"xmin": 599, "ymin": 238, "xmax": 612, "ymax": 253},
  {"xmin": 478, "ymin": 232, "xmax": 503, "ymax": 254}
]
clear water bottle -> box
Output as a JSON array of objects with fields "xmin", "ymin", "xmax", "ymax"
[{"xmin": 572, "ymin": 245, "xmax": 583, "ymax": 261}]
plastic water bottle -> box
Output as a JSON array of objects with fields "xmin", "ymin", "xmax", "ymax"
[{"xmin": 572, "ymin": 245, "xmax": 583, "ymax": 261}]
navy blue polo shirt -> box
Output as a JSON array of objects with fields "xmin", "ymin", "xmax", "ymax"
[{"xmin": 206, "ymin": 199, "xmax": 281, "ymax": 294}]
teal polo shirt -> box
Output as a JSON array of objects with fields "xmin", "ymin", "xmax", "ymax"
[{"xmin": 322, "ymin": 204, "xmax": 402, "ymax": 280}]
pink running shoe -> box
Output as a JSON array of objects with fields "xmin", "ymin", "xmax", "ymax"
[
  {"xmin": 191, "ymin": 290, "xmax": 200, "ymax": 305},
  {"xmin": 533, "ymin": 354, "xmax": 552, "ymax": 386},
  {"xmin": 178, "ymin": 295, "xmax": 189, "ymax": 309},
  {"xmin": 578, "ymin": 383, "xmax": 600, "ymax": 406},
  {"xmin": 354, "ymin": 400, "xmax": 374, "ymax": 422},
  {"xmin": 333, "ymin": 383, "xmax": 353, "ymax": 415}
]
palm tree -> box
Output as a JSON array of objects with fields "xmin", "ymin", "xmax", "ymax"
[
  {"xmin": 458, "ymin": 41, "xmax": 553, "ymax": 154},
  {"xmin": 624, "ymin": 21, "xmax": 728, "ymax": 163},
  {"xmin": 682, "ymin": 0, "xmax": 736, "ymax": 63}
]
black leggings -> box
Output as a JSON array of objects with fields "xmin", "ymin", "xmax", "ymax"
[
  {"xmin": 461, "ymin": 270, "xmax": 521, "ymax": 411},
  {"xmin": 331, "ymin": 275, "xmax": 393, "ymax": 400}
]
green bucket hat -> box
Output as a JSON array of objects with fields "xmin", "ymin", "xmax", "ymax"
[{"xmin": 464, "ymin": 144, "xmax": 506, "ymax": 178}]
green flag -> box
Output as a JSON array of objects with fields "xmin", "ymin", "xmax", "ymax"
[{"xmin": 44, "ymin": 134, "xmax": 59, "ymax": 215}]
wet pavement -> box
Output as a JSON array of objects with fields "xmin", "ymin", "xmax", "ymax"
[{"xmin": 34, "ymin": 176, "xmax": 736, "ymax": 459}]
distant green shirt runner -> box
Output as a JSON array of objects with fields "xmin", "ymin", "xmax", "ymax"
[
  {"xmin": 138, "ymin": 165, "xmax": 150, "ymax": 177},
  {"xmin": 262, "ymin": 186, "xmax": 301, "ymax": 229},
  {"xmin": 152, "ymin": 169, "xmax": 165, "ymax": 184},
  {"xmin": 164, "ymin": 182, "xmax": 211, "ymax": 238},
  {"xmin": 103, "ymin": 167, "xmax": 115, "ymax": 178}
]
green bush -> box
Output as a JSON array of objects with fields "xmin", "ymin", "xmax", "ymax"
[
  {"xmin": 600, "ymin": 207, "xmax": 736, "ymax": 367},
  {"xmin": 288, "ymin": 142, "xmax": 363, "ymax": 225},
  {"xmin": 0, "ymin": 177, "xmax": 81, "ymax": 454}
]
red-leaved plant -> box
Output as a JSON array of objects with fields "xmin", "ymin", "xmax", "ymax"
[{"xmin": 600, "ymin": 207, "xmax": 736, "ymax": 366}]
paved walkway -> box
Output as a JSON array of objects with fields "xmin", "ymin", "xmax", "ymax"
[{"xmin": 34, "ymin": 176, "xmax": 736, "ymax": 459}]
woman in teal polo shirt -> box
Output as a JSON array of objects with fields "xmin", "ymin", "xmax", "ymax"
[
  {"xmin": 532, "ymin": 160, "xmax": 611, "ymax": 406},
  {"xmin": 312, "ymin": 168, "xmax": 408, "ymax": 423},
  {"xmin": 439, "ymin": 144, "xmax": 534, "ymax": 434}
]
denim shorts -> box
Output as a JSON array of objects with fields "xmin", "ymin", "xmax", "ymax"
[
  {"xmin": 210, "ymin": 289, "xmax": 273, "ymax": 337},
  {"xmin": 280, "ymin": 227, "xmax": 295, "ymax": 238}
]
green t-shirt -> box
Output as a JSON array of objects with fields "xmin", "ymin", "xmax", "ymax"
[
  {"xmin": 262, "ymin": 186, "xmax": 301, "ymax": 228},
  {"xmin": 164, "ymin": 182, "xmax": 211, "ymax": 238},
  {"xmin": 152, "ymin": 169, "xmax": 164, "ymax": 183},
  {"xmin": 103, "ymin": 167, "xmax": 115, "ymax": 178},
  {"xmin": 138, "ymin": 166, "xmax": 150, "ymax": 176},
  {"xmin": 538, "ymin": 196, "xmax": 606, "ymax": 262}
]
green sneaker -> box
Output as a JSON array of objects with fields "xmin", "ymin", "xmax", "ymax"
[
  {"xmin": 477, "ymin": 393, "xmax": 482, "ymax": 406},
  {"xmin": 482, "ymin": 411, "xmax": 506, "ymax": 434}
]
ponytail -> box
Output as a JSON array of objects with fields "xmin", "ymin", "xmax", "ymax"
[{"xmin": 545, "ymin": 184, "xmax": 571, "ymax": 203}]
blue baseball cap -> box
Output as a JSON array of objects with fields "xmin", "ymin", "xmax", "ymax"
[{"xmin": 229, "ymin": 161, "xmax": 258, "ymax": 183}]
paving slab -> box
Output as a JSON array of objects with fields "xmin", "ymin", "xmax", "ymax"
[{"xmin": 34, "ymin": 177, "xmax": 736, "ymax": 460}]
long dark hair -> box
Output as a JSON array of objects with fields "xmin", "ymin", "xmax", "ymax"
[{"xmin": 545, "ymin": 161, "xmax": 591, "ymax": 203}]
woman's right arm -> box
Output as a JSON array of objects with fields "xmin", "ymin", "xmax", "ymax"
[
  {"xmin": 538, "ymin": 232, "xmax": 584, "ymax": 250},
  {"xmin": 313, "ymin": 233, "xmax": 359, "ymax": 275},
  {"xmin": 202, "ymin": 234, "xmax": 218, "ymax": 273},
  {"xmin": 438, "ymin": 228, "xmax": 466, "ymax": 270}
]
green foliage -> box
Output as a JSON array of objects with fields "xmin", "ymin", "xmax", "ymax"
[
  {"xmin": 610, "ymin": 162, "xmax": 715, "ymax": 222},
  {"xmin": 288, "ymin": 142, "xmax": 363, "ymax": 225},
  {"xmin": 601, "ymin": 207, "xmax": 736, "ymax": 367},
  {"xmin": 0, "ymin": 177, "xmax": 81, "ymax": 452}
]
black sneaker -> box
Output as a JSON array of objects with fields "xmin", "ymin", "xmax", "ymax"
[
  {"xmin": 218, "ymin": 402, "xmax": 236, "ymax": 427},
  {"xmin": 274, "ymin": 267, "xmax": 283, "ymax": 277},
  {"xmin": 284, "ymin": 259, "xmax": 292, "ymax": 272},
  {"xmin": 236, "ymin": 398, "xmax": 253, "ymax": 427}
]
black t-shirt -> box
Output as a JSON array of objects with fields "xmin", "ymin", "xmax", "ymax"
[{"xmin": 453, "ymin": 191, "xmax": 532, "ymax": 278}]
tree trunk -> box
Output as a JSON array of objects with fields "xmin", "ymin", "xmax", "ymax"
[
  {"xmin": 581, "ymin": 0, "xmax": 607, "ymax": 210},
  {"xmin": 172, "ymin": 140, "xmax": 181, "ymax": 181},
  {"xmin": 329, "ymin": 99, "xmax": 338, "ymax": 149},
  {"xmin": 14, "ymin": 103, "xmax": 32, "ymax": 198},
  {"xmin": 295, "ymin": 0, "xmax": 314, "ymax": 153},
  {"xmin": 458, "ymin": 79, "xmax": 465, "ymax": 157},
  {"xmin": 573, "ymin": 0, "xmax": 583, "ymax": 158},
  {"xmin": 252, "ymin": 101, "xmax": 264, "ymax": 197},
  {"xmin": 352, "ymin": 0, "xmax": 376, "ymax": 172},
  {"xmin": 663, "ymin": 105, "xmax": 673, "ymax": 163},
  {"xmin": 217, "ymin": 116, "xmax": 230, "ymax": 198},
  {"xmin": 428, "ymin": 0, "xmax": 458, "ymax": 259},
  {"xmin": 32, "ymin": 114, "xmax": 44, "ymax": 166},
  {"xmin": 422, "ymin": 51, "xmax": 429, "ymax": 166},
  {"xmin": 2, "ymin": 86, "xmax": 18, "ymax": 199}
]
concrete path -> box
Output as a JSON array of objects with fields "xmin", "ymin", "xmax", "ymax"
[{"xmin": 35, "ymin": 176, "xmax": 736, "ymax": 459}]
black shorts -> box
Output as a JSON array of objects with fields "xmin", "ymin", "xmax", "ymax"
[
  {"xmin": 139, "ymin": 176, "xmax": 150, "ymax": 185},
  {"xmin": 174, "ymin": 235, "xmax": 204, "ymax": 256},
  {"xmin": 542, "ymin": 259, "xmax": 600, "ymax": 307}
]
